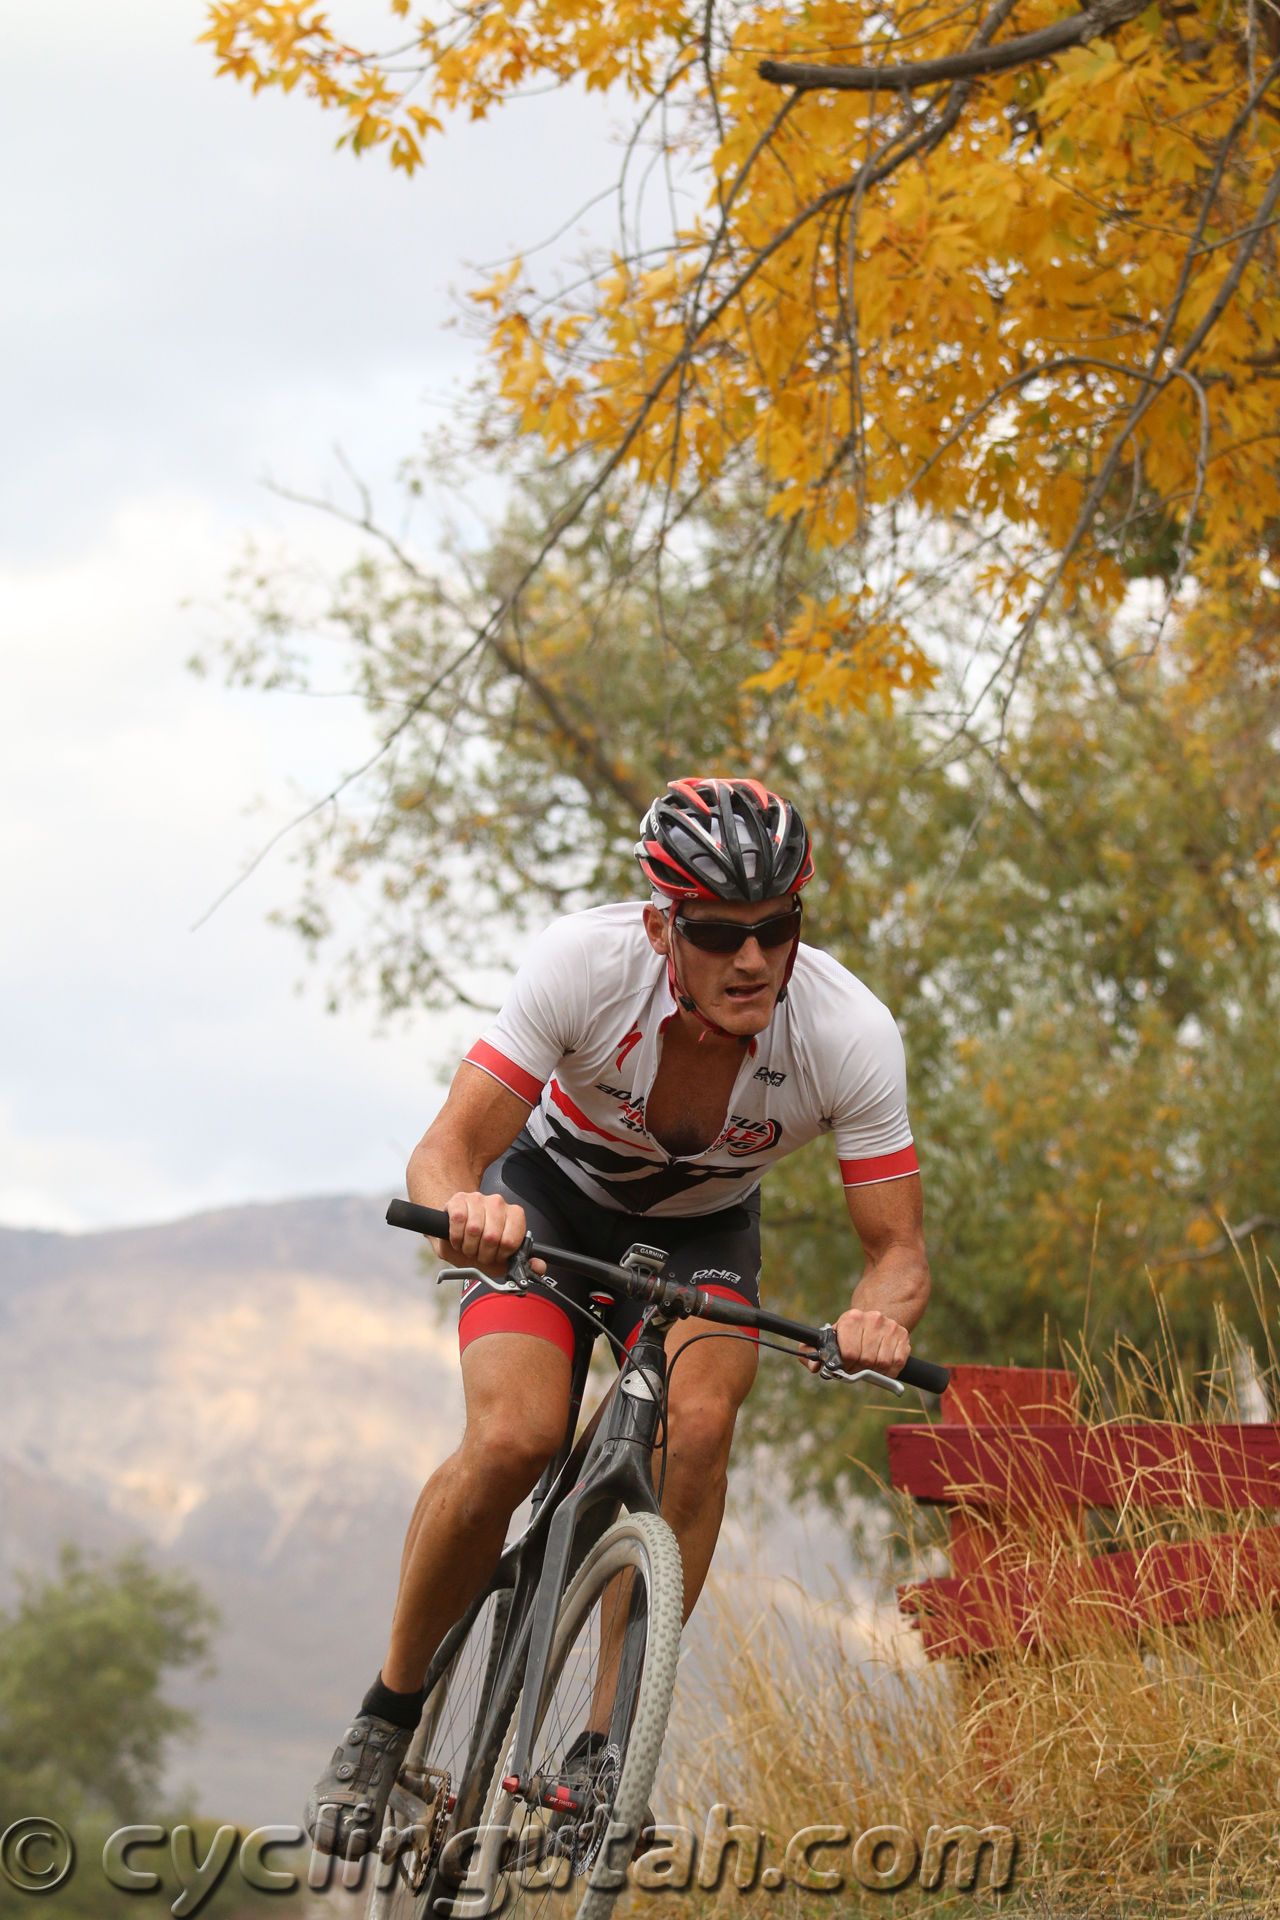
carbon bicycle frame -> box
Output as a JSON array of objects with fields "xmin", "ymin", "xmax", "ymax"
[{"xmin": 421, "ymin": 1275, "xmax": 678, "ymax": 1858}]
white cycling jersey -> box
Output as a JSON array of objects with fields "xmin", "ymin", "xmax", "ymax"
[
  {"xmin": 465, "ymin": 902, "xmax": 917, "ymax": 1216},
  {"xmin": 465, "ymin": 902, "xmax": 918, "ymax": 1218}
]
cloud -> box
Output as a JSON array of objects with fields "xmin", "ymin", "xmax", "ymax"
[
  {"xmin": 0, "ymin": 0, "xmax": 620, "ymax": 557},
  {"xmin": 2, "ymin": 2, "xmax": 622, "ymax": 1227},
  {"xmin": 0, "ymin": 490, "xmax": 482, "ymax": 1227}
]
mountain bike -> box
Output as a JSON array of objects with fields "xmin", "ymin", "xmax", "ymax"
[{"xmin": 364, "ymin": 1197, "xmax": 949, "ymax": 1920}]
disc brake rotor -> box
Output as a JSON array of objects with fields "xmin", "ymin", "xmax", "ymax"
[{"xmin": 567, "ymin": 1742, "xmax": 622, "ymax": 1877}]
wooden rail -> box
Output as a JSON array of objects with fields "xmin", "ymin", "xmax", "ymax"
[
  {"xmin": 890, "ymin": 1366, "xmax": 1280, "ymax": 1659},
  {"xmin": 887, "ymin": 1422, "xmax": 1280, "ymax": 1512}
]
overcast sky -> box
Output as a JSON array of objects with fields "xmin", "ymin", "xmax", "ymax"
[{"xmin": 0, "ymin": 0, "xmax": 622, "ymax": 1229}]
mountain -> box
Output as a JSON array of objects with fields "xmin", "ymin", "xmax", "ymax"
[{"xmin": 0, "ymin": 1196, "xmax": 463, "ymax": 1824}]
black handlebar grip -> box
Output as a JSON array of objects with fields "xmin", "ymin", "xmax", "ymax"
[
  {"xmin": 899, "ymin": 1355, "xmax": 950, "ymax": 1396},
  {"xmin": 386, "ymin": 1198, "xmax": 452, "ymax": 1240}
]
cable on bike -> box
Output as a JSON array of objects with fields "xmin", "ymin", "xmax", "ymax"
[
  {"xmin": 534, "ymin": 1278, "xmax": 628, "ymax": 1363},
  {"xmin": 520, "ymin": 1281, "xmax": 677, "ymax": 1423},
  {"xmin": 654, "ymin": 1329, "xmax": 801, "ymax": 1505},
  {"xmin": 535, "ymin": 1286, "xmax": 681, "ymax": 1415}
]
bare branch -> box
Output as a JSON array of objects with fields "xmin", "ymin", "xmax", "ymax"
[
  {"xmin": 283, "ymin": 483, "xmax": 655, "ymax": 816},
  {"xmin": 483, "ymin": 629, "xmax": 652, "ymax": 812},
  {"xmin": 757, "ymin": 0, "xmax": 1150, "ymax": 92},
  {"xmin": 188, "ymin": 633, "xmax": 483, "ymax": 932},
  {"xmin": 1152, "ymin": 1215, "xmax": 1280, "ymax": 1268}
]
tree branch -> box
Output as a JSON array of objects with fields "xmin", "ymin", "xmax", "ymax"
[
  {"xmin": 758, "ymin": 0, "xmax": 1150, "ymax": 91},
  {"xmin": 1152, "ymin": 1215, "xmax": 1280, "ymax": 1268},
  {"xmin": 485, "ymin": 628, "xmax": 652, "ymax": 814}
]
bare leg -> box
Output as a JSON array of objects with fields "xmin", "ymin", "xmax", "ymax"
[
  {"xmin": 382, "ymin": 1331, "xmax": 573, "ymax": 1694},
  {"xmin": 588, "ymin": 1319, "xmax": 757, "ymax": 1728},
  {"xmin": 658, "ymin": 1316, "xmax": 758, "ymax": 1617}
]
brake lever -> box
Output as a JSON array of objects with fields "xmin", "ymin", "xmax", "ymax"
[
  {"xmin": 834, "ymin": 1367, "xmax": 906, "ymax": 1395},
  {"xmin": 437, "ymin": 1235, "xmax": 535, "ymax": 1296},
  {"xmin": 815, "ymin": 1323, "xmax": 906, "ymax": 1395}
]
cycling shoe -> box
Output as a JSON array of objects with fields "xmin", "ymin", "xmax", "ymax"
[{"xmin": 305, "ymin": 1712, "xmax": 415, "ymax": 1858}]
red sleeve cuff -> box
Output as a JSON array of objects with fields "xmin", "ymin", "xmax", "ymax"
[
  {"xmin": 465, "ymin": 1039, "xmax": 545, "ymax": 1107},
  {"xmin": 839, "ymin": 1144, "xmax": 919, "ymax": 1186}
]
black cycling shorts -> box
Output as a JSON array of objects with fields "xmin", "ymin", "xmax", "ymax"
[{"xmin": 457, "ymin": 1131, "xmax": 762, "ymax": 1364}]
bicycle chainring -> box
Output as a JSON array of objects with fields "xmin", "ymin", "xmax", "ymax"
[{"xmin": 391, "ymin": 1766, "xmax": 452, "ymax": 1893}]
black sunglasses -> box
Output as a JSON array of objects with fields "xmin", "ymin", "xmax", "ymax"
[{"xmin": 672, "ymin": 902, "xmax": 802, "ymax": 955}]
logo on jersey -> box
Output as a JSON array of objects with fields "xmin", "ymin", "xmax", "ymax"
[
  {"xmin": 718, "ymin": 1116, "xmax": 783, "ymax": 1157},
  {"xmin": 615, "ymin": 1026, "xmax": 642, "ymax": 1071},
  {"xmin": 753, "ymin": 1067, "xmax": 787, "ymax": 1087},
  {"xmin": 589, "ymin": 1081, "xmax": 647, "ymax": 1133}
]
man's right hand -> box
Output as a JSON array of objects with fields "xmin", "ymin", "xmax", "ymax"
[{"xmin": 431, "ymin": 1191, "xmax": 535, "ymax": 1278}]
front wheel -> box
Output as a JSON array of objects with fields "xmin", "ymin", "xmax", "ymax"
[{"xmin": 462, "ymin": 1513, "xmax": 683, "ymax": 1920}]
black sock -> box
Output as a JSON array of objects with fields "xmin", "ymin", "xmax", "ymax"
[{"xmin": 361, "ymin": 1672, "xmax": 428, "ymax": 1730}]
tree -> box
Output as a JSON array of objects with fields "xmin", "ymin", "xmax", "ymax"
[
  {"xmin": 0, "ymin": 1546, "xmax": 216, "ymax": 1826},
  {"xmin": 204, "ymin": 0, "xmax": 1280, "ymax": 716},
  {"xmin": 204, "ymin": 461, "xmax": 1280, "ymax": 1504}
]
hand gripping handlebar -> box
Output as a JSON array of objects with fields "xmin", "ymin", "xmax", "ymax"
[{"xmin": 385, "ymin": 1197, "xmax": 950, "ymax": 1396}]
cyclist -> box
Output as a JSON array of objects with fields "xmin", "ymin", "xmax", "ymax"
[{"xmin": 306, "ymin": 777, "xmax": 931, "ymax": 1858}]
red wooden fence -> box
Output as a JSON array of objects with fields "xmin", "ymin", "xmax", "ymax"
[{"xmin": 890, "ymin": 1366, "xmax": 1280, "ymax": 1659}]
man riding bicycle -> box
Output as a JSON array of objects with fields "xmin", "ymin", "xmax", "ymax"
[{"xmin": 306, "ymin": 776, "xmax": 931, "ymax": 1859}]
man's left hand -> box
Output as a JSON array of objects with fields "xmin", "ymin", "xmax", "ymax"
[{"xmin": 831, "ymin": 1307, "xmax": 911, "ymax": 1376}]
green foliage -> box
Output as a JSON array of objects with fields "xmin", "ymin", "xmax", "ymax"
[
  {"xmin": 208, "ymin": 460, "xmax": 1280, "ymax": 1510},
  {"xmin": 0, "ymin": 1545, "xmax": 216, "ymax": 1827}
]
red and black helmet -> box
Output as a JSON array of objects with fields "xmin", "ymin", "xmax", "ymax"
[{"xmin": 635, "ymin": 777, "xmax": 815, "ymax": 903}]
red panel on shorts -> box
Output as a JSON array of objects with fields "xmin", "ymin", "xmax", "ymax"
[{"xmin": 458, "ymin": 1291, "xmax": 576, "ymax": 1361}]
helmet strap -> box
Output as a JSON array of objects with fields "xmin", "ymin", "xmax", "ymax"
[
  {"xmin": 661, "ymin": 899, "xmax": 803, "ymax": 1031},
  {"xmin": 665, "ymin": 924, "xmax": 796, "ymax": 1051},
  {"xmin": 776, "ymin": 918, "xmax": 803, "ymax": 1003},
  {"xmin": 665, "ymin": 945, "xmax": 749, "ymax": 1044}
]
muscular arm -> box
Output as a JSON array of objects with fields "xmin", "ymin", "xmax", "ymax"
[
  {"xmin": 832, "ymin": 1173, "xmax": 931, "ymax": 1375},
  {"xmin": 407, "ymin": 1062, "xmax": 536, "ymax": 1274}
]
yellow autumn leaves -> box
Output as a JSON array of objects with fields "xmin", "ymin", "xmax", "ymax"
[
  {"xmin": 748, "ymin": 595, "xmax": 938, "ymax": 709},
  {"xmin": 204, "ymin": 0, "xmax": 1280, "ymax": 709}
]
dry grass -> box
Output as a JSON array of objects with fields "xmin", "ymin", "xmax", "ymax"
[{"xmin": 638, "ymin": 1272, "xmax": 1280, "ymax": 1918}]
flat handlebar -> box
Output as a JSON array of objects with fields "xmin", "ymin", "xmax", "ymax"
[{"xmin": 386, "ymin": 1197, "xmax": 949, "ymax": 1396}]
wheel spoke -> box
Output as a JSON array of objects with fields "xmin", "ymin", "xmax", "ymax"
[{"xmin": 364, "ymin": 1587, "xmax": 516, "ymax": 1920}]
